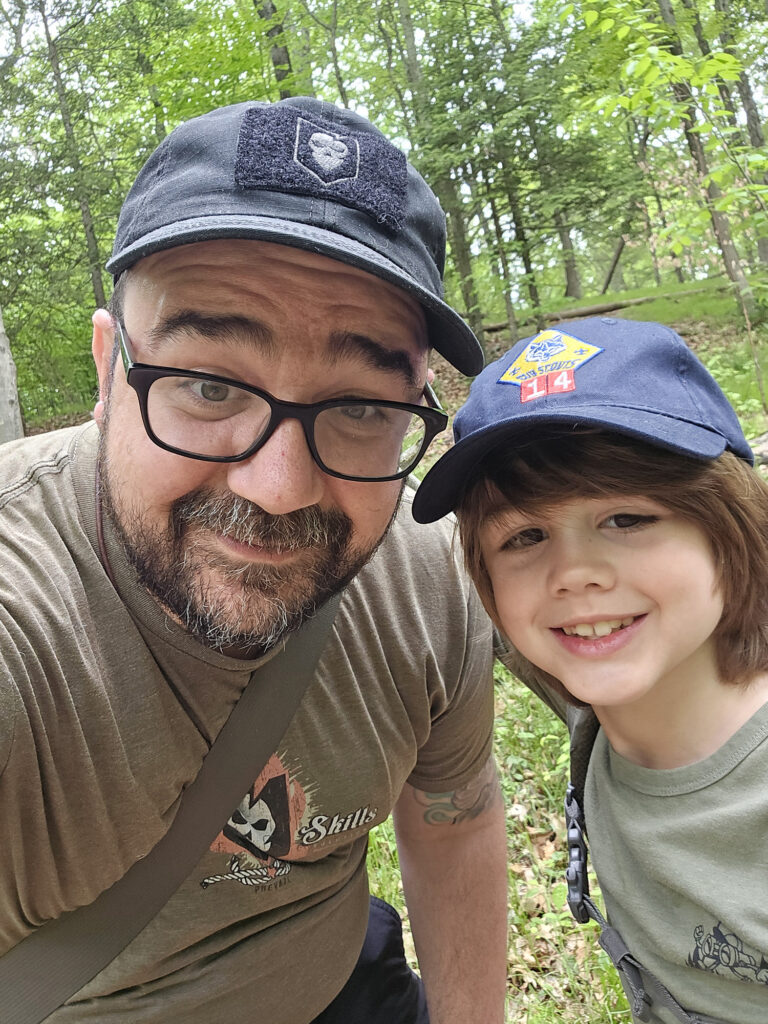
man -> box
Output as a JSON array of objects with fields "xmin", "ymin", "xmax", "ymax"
[{"xmin": 0, "ymin": 98, "xmax": 506, "ymax": 1022}]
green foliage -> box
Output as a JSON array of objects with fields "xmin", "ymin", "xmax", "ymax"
[{"xmin": 4, "ymin": 0, "xmax": 768, "ymax": 424}]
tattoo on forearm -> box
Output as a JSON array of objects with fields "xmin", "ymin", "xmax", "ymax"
[{"xmin": 414, "ymin": 756, "xmax": 499, "ymax": 826}]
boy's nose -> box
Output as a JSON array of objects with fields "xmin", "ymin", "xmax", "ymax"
[{"xmin": 548, "ymin": 536, "xmax": 615, "ymax": 596}]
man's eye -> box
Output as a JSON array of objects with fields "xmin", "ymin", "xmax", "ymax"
[
  {"xmin": 504, "ymin": 527, "xmax": 546, "ymax": 550},
  {"xmin": 341, "ymin": 404, "xmax": 374, "ymax": 421},
  {"xmin": 191, "ymin": 380, "xmax": 231, "ymax": 403}
]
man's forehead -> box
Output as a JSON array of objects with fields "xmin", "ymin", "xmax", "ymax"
[{"xmin": 124, "ymin": 239, "xmax": 428, "ymax": 340}]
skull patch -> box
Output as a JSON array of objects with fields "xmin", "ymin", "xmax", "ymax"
[{"xmin": 294, "ymin": 117, "xmax": 360, "ymax": 185}]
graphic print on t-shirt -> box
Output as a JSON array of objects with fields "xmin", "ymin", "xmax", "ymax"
[
  {"xmin": 688, "ymin": 922, "xmax": 768, "ymax": 985},
  {"xmin": 201, "ymin": 751, "xmax": 378, "ymax": 892},
  {"xmin": 202, "ymin": 754, "xmax": 306, "ymax": 891}
]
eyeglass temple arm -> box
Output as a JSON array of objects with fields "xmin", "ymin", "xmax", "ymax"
[
  {"xmin": 423, "ymin": 379, "xmax": 444, "ymax": 412},
  {"xmin": 113, "ymin": 318, "xmax": 136, "ymax": 374}
]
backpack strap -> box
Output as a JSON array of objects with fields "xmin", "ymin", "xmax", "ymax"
[
  {"xmin": 0, "ymin": 593, "xmax": 340, "ymax": 1024},
  {"xmin": 564, "ymin": 712, "xmax": 722, "ymax": 1024}
]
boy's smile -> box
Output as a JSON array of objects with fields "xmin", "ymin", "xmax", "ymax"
[{"xmin": 480, "ymin": 494, "xmax": 724, "ymax": 722}]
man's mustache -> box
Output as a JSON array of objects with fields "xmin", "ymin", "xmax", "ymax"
[{"xmin": 170, "ymin": 489, "xmax": 352, "ymax": 551}]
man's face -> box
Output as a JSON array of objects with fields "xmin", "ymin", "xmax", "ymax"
[{"xmin": 92, "ymin": 239, "xmax": 429, "ymax": 656}]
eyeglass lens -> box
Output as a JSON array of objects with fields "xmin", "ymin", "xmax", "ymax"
[{"xmin": 145, "ymin": 375, "xmax": 428, "ymax": 478}]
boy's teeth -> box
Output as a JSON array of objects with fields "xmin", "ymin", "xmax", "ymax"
[{"xmin": 563, "ymin": 617, "xmax": 635, "ymax": 638}]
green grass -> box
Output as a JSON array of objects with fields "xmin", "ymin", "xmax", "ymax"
[{"xmin": 367, "ymin": 663, "xmax": 632, "ymax": 1022}]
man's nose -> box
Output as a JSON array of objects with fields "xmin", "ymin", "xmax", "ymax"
[
  {"xmin": 225, "ymin": 418, "xmax": 325, "ymax": 514},
  {"xmin": 548, "ymin": 535, "xmax": 615, "ymax": 597}
]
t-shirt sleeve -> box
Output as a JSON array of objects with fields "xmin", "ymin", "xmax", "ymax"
[{"xmin": 406, "ymin": 575, "xmax": 495, "ymax": 792}]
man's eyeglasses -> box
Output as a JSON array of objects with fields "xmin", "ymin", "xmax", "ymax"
[{"xmin": 115, "ymin": 320, "xmax": 448, "ymax": 482}]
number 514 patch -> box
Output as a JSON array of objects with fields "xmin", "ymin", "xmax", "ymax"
[{"xmin": 521, "ymin": 369, "xmax": 575, "ymax": 403}]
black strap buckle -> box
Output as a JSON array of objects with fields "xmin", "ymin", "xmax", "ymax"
[{"xmin": 564, "ymin": 782, "xmax": 590, "ymax": 924}]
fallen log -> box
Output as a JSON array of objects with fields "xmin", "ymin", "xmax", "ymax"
[{"xmin": 481, "ymin": 284, "xmax": 731, "ymax": 334}]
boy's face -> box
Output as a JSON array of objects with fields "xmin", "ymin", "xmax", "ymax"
[{"xmin": 480, "ymin": 494, "xmax": 723, "ymax": 712}]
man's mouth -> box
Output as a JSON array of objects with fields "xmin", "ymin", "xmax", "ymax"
[
  {"xmin": 214, "ymin": 532, "xmax": 303, "ymax": 562},
  {"xmin": 560, "ymin": 616, "xmax": 637, "ymax": 638}
]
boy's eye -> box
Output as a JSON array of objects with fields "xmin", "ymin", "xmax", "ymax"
[
  {"xmin": 604, "ymin": 513, "xmax": 659, "ymax": 530},
  {"xmin": 504, "ymin": 526, "xmax": 547, "ymax": 550}
]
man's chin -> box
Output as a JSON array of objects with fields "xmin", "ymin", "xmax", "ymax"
[{"xmin": 160, "ymin": 549, "xmax": 364, "ymax": 656}]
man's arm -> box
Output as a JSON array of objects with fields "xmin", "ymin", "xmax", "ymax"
[{"xmin": 392, "ymin": 754, "xmax": 507, "ymax": 1024}]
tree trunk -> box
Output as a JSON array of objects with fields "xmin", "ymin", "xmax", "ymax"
[
  {"xmin": 0, "ymin": 305, "xmax": 24, "ymax": 443},
  {"xmin": 137, "ymin": 50, "xmax": 167, "ymax": 144},
  {"xmin": 394, "ymin": 0, "xmax": 484, "ymax": 344},
  {"xmin": 284, "ymin": 5, "xmax": 315, "ymax": 97},
  {"xmin": 553, "ymin": 210, "xmax": 582, "ymax": 299},
  {"xmin": 300, "ymin": 0, "xmax": 347, "ymax": 105},
  {"xmin": 714, "ymin": 0, "xmax": 768, "ymax": 267},
  {"xmin": 439, "ymin": 174, "xmax": 484, "ymax": 343},
  {"xmin": 488, "ymin": 192, "xmax": 519, "ymax": 342},
  {"xmin": 504, "ymin": 173, "xmax": 541, "ymax": 320},
  {"xmin": 38, "ymin": 0, "xmax": 106, "ymax": 310},
  {"xmin": 602, "ymin": 239, "xmax": 626, "ymax": 294},
  {"xmin": 678, "ymin": 0, "xmax": 743, "ymax": 137},
  {"xmin": 655, "ymin": 0, "xmax": 756, "ymax": 318},
  {"xmin": 256, "ymin": 0, "xmax": 295, "ymax": 99}
]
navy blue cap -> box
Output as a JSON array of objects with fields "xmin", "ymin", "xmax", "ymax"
[
  {"xmin": 107, "ymin": 98, "xmax": 483, "ymax": 376},
  {"xmin": 412, "ymin": 318, "xmax": 754, "ymax": 523}
]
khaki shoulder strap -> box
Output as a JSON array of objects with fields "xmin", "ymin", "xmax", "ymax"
[{"xmin": 0, "ymin": 595, "xmax": 340, "ymax": 1024}]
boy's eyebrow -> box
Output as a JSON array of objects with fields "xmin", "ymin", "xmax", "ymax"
[{"xmin": 484, "ymin": 504, "xmax": 523, "ymax": 530}]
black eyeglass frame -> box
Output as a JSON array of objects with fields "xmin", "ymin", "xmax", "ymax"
[{"xmin": 115, "ymin": 319, "xmax": 448, "ymax": 482}]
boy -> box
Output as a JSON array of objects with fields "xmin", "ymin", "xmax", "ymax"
[{"xmin": 413, "ymin": 318, "xmax": 768, "ymax": 1024}]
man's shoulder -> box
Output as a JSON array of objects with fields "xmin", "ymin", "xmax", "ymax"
[
  {"xmin": 0, "ymin": 422, "xmax": 99, "ymax": 627},
  {"xmin": 0, "ymin": 422, "xmax": 94, "ymax": 507},
  {"xmin": 385, "ymin": 485, "xmax": 459, "ymax": 561},
  {"xmin": 346, "ymin": 486, "xmax": 475, "ymax": 629},
  {"xmin": 361, "ymin": 486, "xmax": 466, "ymax": 592}
]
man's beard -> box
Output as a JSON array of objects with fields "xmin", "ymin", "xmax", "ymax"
[{"xmin": 97, "ymin": 441, "xmax": 395, "ymax": 656}]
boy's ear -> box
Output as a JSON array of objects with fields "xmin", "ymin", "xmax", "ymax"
[{"xmin": 91, "ymin": 309, "xmax": 114, "ymax": 429}]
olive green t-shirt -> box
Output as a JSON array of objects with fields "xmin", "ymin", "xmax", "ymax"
[
  {"xmin": 0, "ymin": 424, "xmax": 494, "ymax": 1023},
  {"xmin": 586, "ymin": 705, "xmax": 768, "ymax": 1023}
]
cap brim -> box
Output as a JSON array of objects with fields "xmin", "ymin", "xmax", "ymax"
[
  {"xmin": 412, "ymin": 406, "xmax": 731, "ymax": 523},
  {"xmin": 106, "ymin": 215, "xmax": 484, "ymax": 377}
]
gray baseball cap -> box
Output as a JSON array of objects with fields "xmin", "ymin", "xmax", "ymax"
[{"xmin": 107, "ymin": 97, "xmax": 484, "ymax": 376}]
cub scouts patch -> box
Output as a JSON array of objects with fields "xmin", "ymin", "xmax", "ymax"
[{"xmin": 499, "ymin": 330, "xmax": 603, "ymax": 387}]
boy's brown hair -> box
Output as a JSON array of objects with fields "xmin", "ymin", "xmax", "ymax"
[{"xmin": 456, "ymin": 428, "xmax": 768, "ymax": 704}]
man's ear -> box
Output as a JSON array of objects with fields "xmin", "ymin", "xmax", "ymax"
[{"xmin": 92, "ymin": 309, "xmax": 114, "ymax": 429}]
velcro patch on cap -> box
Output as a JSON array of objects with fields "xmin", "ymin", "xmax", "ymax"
[
  {"xmin": 235, "ymin": 106, "xmax": 407, "ymax": 231},
  {"xmin": 499, "ymin": 329, "xmax": 603, "ymax": 387}
]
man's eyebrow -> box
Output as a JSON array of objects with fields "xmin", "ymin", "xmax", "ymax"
[
  {"xmin": 328, "ymin": 331, "xmax": 420, "ymax": 389},
  {"xmin": 144, "ymin": 311, "xmax": 276, "ymax": 354}
]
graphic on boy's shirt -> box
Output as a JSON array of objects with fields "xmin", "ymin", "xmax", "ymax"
[
  {"xmin": 498, "ymin": 329, "xmax": 603, "ymax": 387},
  {"xmin": 201, "ymin": 752, "xmax": 378, "ymax": 891},
  {"xmin": 688, "ymin": 922, "xmax": 768, "ymax": 985}
]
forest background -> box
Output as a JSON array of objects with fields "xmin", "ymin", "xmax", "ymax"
[{"xmin": 2, "ymin": 0, "xmax": 768, "ymax": 1018}]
